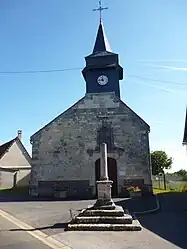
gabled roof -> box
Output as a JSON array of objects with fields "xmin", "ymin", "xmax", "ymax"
[
  {"xmin": 183, "ymin": 107, "xmax": 187, "ymax": 145},
  {"xmin": 0, "ymin": 136, "xmax": 31, "ymax": 163},
  {"xmin": 0, "ymin": 139, "xmax": 15, "ymax": 160}
]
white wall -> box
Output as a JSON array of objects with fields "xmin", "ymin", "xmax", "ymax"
[{"xmin": 0, "ymin": 140, "xmax": 30, "ymax": 167}]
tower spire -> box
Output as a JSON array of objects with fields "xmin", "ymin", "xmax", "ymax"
[
  {"xmin": 93, "ymin": 1, "xmax": 108, "ymax": 23},
  {"xmin": 93, "ymin": 23, "xmax": 112, "ymax": 53}
]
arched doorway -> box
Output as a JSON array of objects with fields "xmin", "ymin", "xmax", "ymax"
[{"xmin": 95, "ymin": 158, "xmax": 118, "ymax": 197}]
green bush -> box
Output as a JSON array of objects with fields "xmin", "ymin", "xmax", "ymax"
[
  {"xmin": 183, "ymin": 175, "xmax": 187, "ymax": 181},
  {"xmin": 181, "ymin": 184, "xmax": 187, "ymax": 192}
]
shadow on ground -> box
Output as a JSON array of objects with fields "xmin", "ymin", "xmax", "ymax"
[
  {"xmin": 0, "ymin": 188, "xmax": 158, "ymax": 212},
  {"xmin": 138, "ymin": 192, "xmax": 187, "ymax": 249},
  {"xmin": 0, "ymin": 188, "xmax": 94, "ymax": 202},
  {"xmin": 8, "ymin": 223, "xmax": 68, "ymax": 232},
  {"xmin": 115, "ymin": 194, "xmax": 157, "ymax": 213}
]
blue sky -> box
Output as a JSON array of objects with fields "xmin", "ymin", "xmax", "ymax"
[{"xmin": 0, "ymin": 0, "xmax": 187, "ymax": 172}]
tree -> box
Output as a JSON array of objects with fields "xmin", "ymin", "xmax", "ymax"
[
  {"xmin": 151, "ymin": 150, "xmax": 173, "ymax": 175},
  {"xmin": 174, "ymin": 169, "xmax": 187, "ymax": 177}
]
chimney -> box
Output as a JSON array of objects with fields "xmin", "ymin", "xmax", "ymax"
[{"xmin": 17, "ymin": 130, "xmax": 22, "ymax": 141}]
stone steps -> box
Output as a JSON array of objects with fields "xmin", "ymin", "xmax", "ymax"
[
  {"xmin": 68, "ymin": 219, "xmax": 142, "ymax": 231},
  {"xmin": 79, "ymin": 206, "xmax": 125, "ymax": 217},
  {"xmin": 72, "ymin": 215, "xmax": 132, "ymax": 224},
  {"xmin": 67, "ymin": 204, "xmax": 142, "ymax": 231}
]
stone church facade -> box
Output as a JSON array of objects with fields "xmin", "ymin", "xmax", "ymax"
[{"xmin": 30, "ymin": 23, "xmax": 152, "ymax": 198}]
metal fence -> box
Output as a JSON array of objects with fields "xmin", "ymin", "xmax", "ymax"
[{"xmin": 152, "ymin": 175, "xmax": 186, "ymax": 190}]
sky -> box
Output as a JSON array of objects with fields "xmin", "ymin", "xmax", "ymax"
[{"xmin": 0, "ymin": 0, "xmax": 187, "ymax": 172}]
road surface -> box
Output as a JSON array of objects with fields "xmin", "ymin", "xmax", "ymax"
[{"xmin": 0, "ymin": 215, "xmax": 52, "ymax": 249}]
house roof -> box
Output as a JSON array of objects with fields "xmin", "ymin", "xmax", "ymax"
[
  {"xmin": 0, "ymin": 139, "xmax": 15, "ymax": 159},
  {"xmin": 0, "ymin": 136, "xmax": 31, "ymax": 162}
]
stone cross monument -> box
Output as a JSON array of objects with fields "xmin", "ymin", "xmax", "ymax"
[
  {"xmin": 68, "ymin": 142, "xmax": 142, "ymax": 230},
  {"xmin": 94, "ymin": 143, "xmax": 115, "ymax": 209}
]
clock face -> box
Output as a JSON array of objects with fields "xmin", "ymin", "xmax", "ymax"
[{"xmin": 97, "ymin": 75, "xmax": 108, "ymax": 86}]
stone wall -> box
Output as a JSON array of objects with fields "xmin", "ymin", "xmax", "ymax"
[{"xmin": 30, "ymin": 92, "xmax": 152, "ymax": 197}]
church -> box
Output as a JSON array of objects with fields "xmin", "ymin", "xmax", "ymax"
[{"xmin": 29, "ymin": 21, "xmax": 152, "ymax": 198}]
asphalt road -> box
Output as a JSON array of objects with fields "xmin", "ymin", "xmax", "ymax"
[
  {"xmin": 0, "ymin": 215, "xmax": 52, "ymax": 249},
  {"xmin": 0, "ymin": 194, "xmax": 187, "ymax": 249}
]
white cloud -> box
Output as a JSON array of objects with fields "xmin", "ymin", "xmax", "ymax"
[
  {"xmin": 128, "ymin": 79, "xmax": 187, "ymax": 95},
  {"xmin": 134, "ymin": 80, "xmax": 175, "ymax": 92},
  {"xmin": 137, "ymin": 59, "xmax": 187, "ymax": 63},
  {"xmin": 136, "ymin": 63, "xmax": 187, "ymax": 72},
  {"xmin": 153, "ymin": 65, "xmax": 187, "ymax": 72}
]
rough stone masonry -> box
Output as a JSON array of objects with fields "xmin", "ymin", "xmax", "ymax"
[{"xmin": 30, "ymin": 93, "xmax": 152, "ymax": 198}]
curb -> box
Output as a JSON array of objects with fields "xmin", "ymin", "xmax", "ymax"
[
  {"xmin": 0, "ymin": 209, "xmax": 71, "ymax": 249},
  {"xmin": 134, "ymin": 195, "xmax": 160, "ymax": 215}
]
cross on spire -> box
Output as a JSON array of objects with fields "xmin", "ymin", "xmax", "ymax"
[{"xmin": 93, "ymin": 1, "xmax": 108, "ymax": 23}]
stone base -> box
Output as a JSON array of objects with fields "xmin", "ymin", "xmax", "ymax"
[
  {"xmin": 67, "ymin": 205, "xmax": 142, "ymax": 231},
  {"xmin": 93, "ymin": 198, "xmax": 116, "ymax": 210},
  {"xmin": 74, "ymin": 215, "xmax": 132, "ymax": 224},
  {"xmin": 96, "ymin": 180, "xmax": 113, "ymax": 200},
  {"xmin": 79, "ymin": 205, "xmax": 125, "ymax": 217},
  {"xmin": 68, "ymin": 220, "xmax": 142, "ymax": 231}
]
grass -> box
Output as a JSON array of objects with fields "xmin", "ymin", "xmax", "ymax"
[
  {"xmin": 152, "ymin": 180, "xmax": 187, "ymax": 191},
  {"xmin": 153, "ymin": 181, "xmax": 187, "ymax": 195},
  {"xmin": 153, "ymin": 188, "xmax": 176, "ymax": 194},
  {"xmin": 152, "ymin": 179, "xmax": 187, "ymax": 195}
]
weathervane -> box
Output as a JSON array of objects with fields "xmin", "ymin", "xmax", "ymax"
[{"xmin": 93, "ymin": 1, "xmax": 108, "ymax": 23}]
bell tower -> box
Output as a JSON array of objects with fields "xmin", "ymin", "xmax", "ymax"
[{"xmin": 82, "ymin": 2, "xmax": 123, "ymax": 99}]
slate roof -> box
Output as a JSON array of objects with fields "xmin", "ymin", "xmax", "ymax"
[
  {"xmin": 183, "ymin": 108, "xmax": 187, "ymax": 144},
  {"xmin": 93, "ymin": 22, "xmax": 112, "ymax": 53},
  {"xmin": 0, "ymin": 139, "xmax": 15, "ymax": 159}
]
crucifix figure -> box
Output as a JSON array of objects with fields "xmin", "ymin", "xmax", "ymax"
[{"xmin": 93, "ymin": 1, "xmax": 108, "ymax": 23}]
